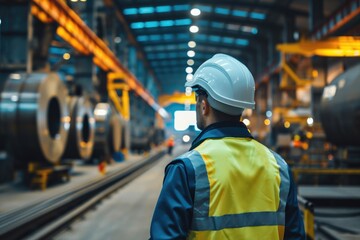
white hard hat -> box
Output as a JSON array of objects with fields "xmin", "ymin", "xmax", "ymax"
[{"xmin": 185, "ymin": 53, "xmax": 255, "ymax": 115}]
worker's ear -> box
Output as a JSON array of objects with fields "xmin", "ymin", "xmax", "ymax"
[{"xmin": 201, "ymin": 98, "xmax": 210, "ymax": 115}]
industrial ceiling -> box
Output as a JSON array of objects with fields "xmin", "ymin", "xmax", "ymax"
[{"xmin": 112, "ymin": 0, "xmax": 345, "ymax": 96}]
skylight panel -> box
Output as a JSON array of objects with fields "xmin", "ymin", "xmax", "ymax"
[
  {"xmin": 223, "ymin": 37, "xmax": 234, "ymax": 44},
  {"xmin": 123, "ymin": 8, "xmax": 137, "ymax": 15},
  {"xmin": 145, "ymin": 21, "xmax": 159, "ymax": 28},
  {"xmin": 158, "ymin": 53, "xmax": 167, "ymax": 59},
  {"xmin": 149, "ymin": 34, "xmax": 161, "ymax": 41},
  {"xmin": 177, "ymin": 33, "xmax": 189, "ymax": 39},
  {"xmin": 163, "ymin": 34, "xmax": 174, "ymax": 40},
  {"xmin": 175, "ymin": 19, "xmax": 191, "ymax": 26},
  {"xmin": 166, "ymin": 45, "xmax": 177, "ymax": 51},
  {"xmin": 250, "ymin": 12, "xmax": 266, "ymax": 20},
  {"xmin": 144, "ymin": 46, "xmax": 155, "ymax": 51},
  {"xmin": 147, "ymin": 53, "xmax": 156, "ymax": 59},
  {"xmin": 215, "ymin": 7, "xmax": 230, "ymax": 15},
  {"xmin": 197, "ymin": 5, "xmax": 212, "ymax": 13},
  {"xmin": 160, "ymin": 20, "xmax": 174, "ymax": 27},
  {"xmin": 178, "ymin": 43, "xmax": 188, "ymax": 49},
  {"xmin": 227, "ymin": 23, "xmax": 241, "ymax": 31},
  {"xmin": 139, "ymin": 7, "xmax": 155, "ymax": 14},
  {"xmin": 194, "ymin": 34, "xmax": 207, "ymax": 41},
  {"xmin": 209, "ymin": 35, "xmax": 221, "ymax": 42},
  {"xmin": 173, "ymin": 4, "xmax": 190, "ymax": 11},
  {"xmin": 156, "ymin": 6, "xmax": 171, "ymax": 13},
  {"xmin": 232, "ymin": 9, "xmax": 248, "ymax": 17},
  {"xmin": 137, "ymin": 35, "xmax": 148, "ymax": 42},
  {"xmin": 211, "ymin": 22, "xmax": 225, "ymax": 29},
  {"xmin": 131, "ymin": 22, "xmax": 145, "ymax": 29},
  {"xmin": 235, "ymin": 39, "xmax": 249, "ymax": 46},
  {"xmin": 168, "ymin": 52, "xmax": 178, "ymax": 58},
  {"xmin": 197, "ymin": 20, "xmax": 209, "ymax": 27}
]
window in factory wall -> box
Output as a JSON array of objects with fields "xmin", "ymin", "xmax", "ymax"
[{"xmin": 174, "ymin": 110, "xmax": 197, "ymax": 131}]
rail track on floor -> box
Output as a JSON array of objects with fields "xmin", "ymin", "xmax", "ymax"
[{"xmin": 0, "ymin": 150, "xmax": 166, "ymax": 240}]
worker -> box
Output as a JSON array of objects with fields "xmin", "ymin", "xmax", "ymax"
[
  {"xmin": 150, "ymin": 54, "xmax": 305, "ymax": 239},
  {"xmin": 167, "ymin": 135, "xmax": 175, "ymax": 155}
]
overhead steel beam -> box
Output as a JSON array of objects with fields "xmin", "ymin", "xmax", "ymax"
[
  {"xmin": 134, "ymin": 28, "xmax": 266, "ymax": 45},
  {"xmin": 125, "ymin": 12, "xmax": 282, "ymax": 30},
  {"xmin": 31, "ymin": 0, "xmax": 164, "ymax": 114},
  {"xmin": 117, "ymin": 0, "xmax": 308, "ymax": 17}
]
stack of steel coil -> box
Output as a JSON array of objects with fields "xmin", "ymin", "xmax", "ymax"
[
  {"xmin": 63, "ymin": 96, "xmax": 95, "ymax": 160},
  {"xmin": 92, "ymin": 103, "xmax": 123, "ymax": 159},
  {"xmin": 0, "ymin": 73, "xmax": 69, "ymax": 167}
]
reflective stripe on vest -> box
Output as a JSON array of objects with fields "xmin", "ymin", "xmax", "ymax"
[{"xmin": 182, "ymin": 138, "xmax": 290, "ymax": 238}]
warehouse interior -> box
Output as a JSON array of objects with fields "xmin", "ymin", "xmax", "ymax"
[{"xmin": 0, "ymin": 0, "xmax": 359, "ymax": 239}]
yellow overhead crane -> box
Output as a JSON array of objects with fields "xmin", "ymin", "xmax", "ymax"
[
  {"xmin": 277, "ymin": 36, "xmax": 360, "ymax": 57},
  {"xmin": 276, "ymin": 36, "xmax": 360, "ymax": 87},
  {"xmin": 158, "ymin": 92, "xmax": 196, "ymax": 108},
  {"xmin": 31, "ymin": 0, "xmax": 166, "ymax": 117}
]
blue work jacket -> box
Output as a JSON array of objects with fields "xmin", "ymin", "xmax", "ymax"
[{"xmin": 150, "ymin": 121, "xmax": 305, "ymax": 240}]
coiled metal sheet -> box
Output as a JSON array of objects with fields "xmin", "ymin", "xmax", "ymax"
[
  {"xmin": 15, "ymin": 73, "xmax": 69, "ymax": 164},
  {"xmin": 92, "ymin": 103, "xmax": 125, "ymax": 159},
  {"xmin": 63, "ymin": 96, "xmax": 95, "ymax": 160},
  {"xmin": 0, "ymin": 73, "xmax": 27, "ymax": 154},
  {"xmin": 92, "ymin": 103, "xmax": 111, "ymax": 158},
  {"xmin": 108, "ymin": 112, "xmax": 122, "ymax": 154}
]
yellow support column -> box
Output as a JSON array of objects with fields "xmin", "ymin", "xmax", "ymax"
[{"xmin": 107, "ymin": 73, "xmax": 130, "ymax": 121}]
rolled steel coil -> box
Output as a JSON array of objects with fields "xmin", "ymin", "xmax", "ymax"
[
  {"xmin": 92, "ymin": 103, "xmax": 112, "ymax": 158},
  {"xmin": 63, "ymin": 96, "xmax": 95, "ymax": 160},
  {"xmin": 108, "ymin": 112, "xmax": 122, "ymax": 154},
  {"xmin": 0, "ymin": 73, "xmax": 28, "ymax": 153},
  {"xmin": 1, "ymin": 73, "xmax": 69, "ymax": 165},
  {"xmin": 319, "ymin": 63, "xmax": 360, "ymax": 147}
]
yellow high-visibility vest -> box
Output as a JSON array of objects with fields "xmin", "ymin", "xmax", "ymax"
[{"xmin": 183, "ymin": 137, "xmax": 290, "ymax": 240}]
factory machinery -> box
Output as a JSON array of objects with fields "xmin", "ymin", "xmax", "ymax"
[
  {"xmin": 319, "ymin": 63, "xmax": 360, "ymax": 168},
  {"xmin": 0, "ymin": 72, "xmax": 129, "ymax": 188},
  {"xmin": 0, "ymin": 1, "xmax": 165, "ymax": 188}
]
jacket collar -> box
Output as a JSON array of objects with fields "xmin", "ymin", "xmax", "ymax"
[{"xmin": 190, "ymin": 121, "xmax": 253, "ymax": 150}]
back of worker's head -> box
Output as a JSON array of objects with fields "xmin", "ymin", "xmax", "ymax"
[{"xmin": 185, "ymin": 53, "xmax": 255, "ymax": 116}]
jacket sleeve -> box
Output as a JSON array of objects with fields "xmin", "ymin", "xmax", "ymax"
[
  {"xmin": 150, "ymin": 160, "xmax": 194, "ymax": 240},
  {"xmin": 284, "ymin": 167, "xmax": 306, "ymax": 240}
]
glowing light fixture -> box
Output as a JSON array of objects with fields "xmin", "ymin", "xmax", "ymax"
[
  {"xmin": 307, "ymin": 117, "xmax": 314, "ymax": 126},
  {"xmin": 306, "ymin": 132, "xmax": 313, "ymax": 139},
  {"xmin": 284, "ymin": 121, "xmax": 291, "ymax": 128},
  {"xmin": 190, "ymin": 8, "xmax": 201, "ymax": 16},
  {"xmin": 183, "ymin": 135, "xmax": 191, "ymax": 143},
  {"xmin": 187, "ymin": 59, "xmax": 194, "ymax": 66},
  {"xmin": 188, "ymin": 41, "xmax": 196, "ymax": 48},
  {"xmin": 185, "ymin": 87, "xmax": 192, "ymax": 96},
  {"xmin": 187, "ymin": 50, "xmax": 195, "ymax": 57},
  {"xmin": 63, "ymin": 53, "xmax": 71, "ymax": 60},
  {"xmin": 189, "ymin": 25, "xmax": 199, "ymax": 33},
  {"xmin": 186, "ymin": 67, "xmax": 193, "ymax": 74},
  {"xmin": 186, "ymin": 74, "xmax": 193, "ymax": 81},
  {"xmin": 264, "ymin": 119, "xmax": 271, "ymax": 126}
]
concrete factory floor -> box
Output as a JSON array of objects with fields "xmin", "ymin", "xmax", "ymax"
[
  {"xmin": 0, "ymin": 145, "xmax": 168, "ymax": 214},
  {"xmin": 55, "ymin": 144, "xmax": 190, "ymax": 240}
]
